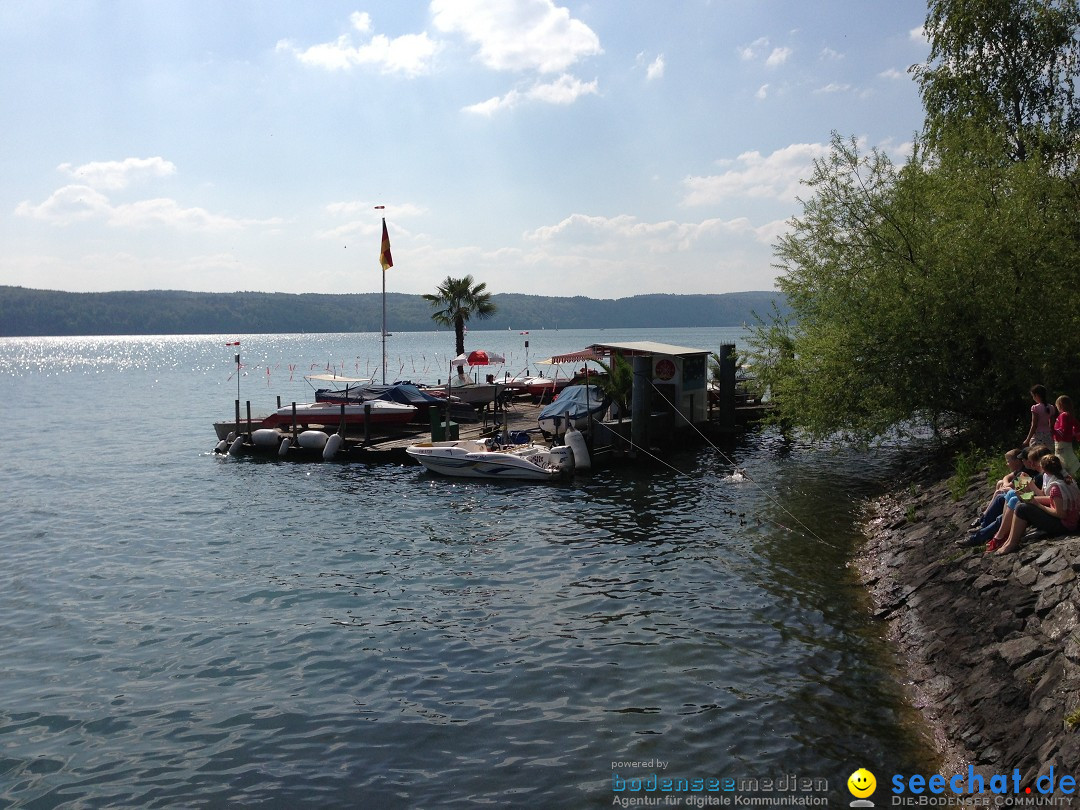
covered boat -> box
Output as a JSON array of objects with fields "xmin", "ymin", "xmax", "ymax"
[
  {"xmin": 315, "ymin": 380, "xmax": 477, "ymax": 422},
  {"xmin": 255, "ymin": 400, "xmax": 416, "ymax": 432},
  {"xmin": 406, "ymin": 439, "xmax": 573, "ymax": 481},
  {"xmin": 537, "ymin": 384, "xmax": 608, "ymax": 438}
]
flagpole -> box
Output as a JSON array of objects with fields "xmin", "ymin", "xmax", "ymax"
[
  {"xmin": 376, "ymin": 208, "xmax": 392, "ymax": 385},
  {"xmin": 381, "ymin": 260, "xmax": 387, "ymax": 384}
]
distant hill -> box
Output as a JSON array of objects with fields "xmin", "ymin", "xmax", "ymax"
[{"xmin": 0, "ymin": 286, "xmax": 786, "ymax": 337}]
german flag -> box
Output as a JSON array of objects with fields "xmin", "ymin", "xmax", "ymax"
[{"xmin": 379, "ymin": 218, "xmax": 393, "ymax": 271}]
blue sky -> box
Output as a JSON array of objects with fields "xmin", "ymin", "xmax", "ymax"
[{"xmin": 1, "ymin": 1, "xmax": 929, "ymax": 299}]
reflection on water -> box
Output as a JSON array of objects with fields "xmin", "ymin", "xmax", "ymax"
[{"xmin": 0, "ymin": 332, "xmax": 934, "ymax": 808}]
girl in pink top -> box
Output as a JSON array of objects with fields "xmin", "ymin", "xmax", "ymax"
[
  {"xmin": 1053, "ymin": 394, "xmax": 1080, "ymax": 475},
  {"xmin": 1024, "ymin": 384, "xmax": 1055, "ymax": 448}
]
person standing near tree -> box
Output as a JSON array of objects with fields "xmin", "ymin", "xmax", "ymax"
[
  {"xmin": 1023, "ymin": 384, "xmax": 1056, "ymax": 448},
  {"xmin": 1053, "ymin": 394, "xmax": 1080, "ymax": 475}
]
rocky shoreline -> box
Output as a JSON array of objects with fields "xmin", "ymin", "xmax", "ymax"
[{"xmin": 856, "ymin": 465, "xmax": 1080, "ymax": 786}]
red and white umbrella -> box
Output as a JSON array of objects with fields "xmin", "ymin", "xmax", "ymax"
[{"xmin": 451, "ymin": 350, "xmax": 506, "ymax": 367}]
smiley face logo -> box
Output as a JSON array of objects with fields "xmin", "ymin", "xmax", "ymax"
[{"xmin": 847, "ymin": 768, "xmax": 876, "ymax": 798}]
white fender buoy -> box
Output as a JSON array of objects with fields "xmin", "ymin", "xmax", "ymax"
[
  {"xmin": 297, "ymin": 430, "xmax": 330, "ymax": 450},
  {"xmin": 214, "ymin": 439, "xmax": 228, "ymax": 454},
  {"xmin": 226, "ymin": 431, "xmax": 236, "ymax": 443},
  {"xmin": 278, "ymin": 436, "xmax": 292, "ymax": 457},
  {"xmin": 228, "ymin": 436, "xmax": 245, "ymax": 456},
  {"xmin": 251, "ymin": 428, "xmax": 281, "ymax": 447},
  {"xmin": 565, "ymin": 424, "xmax": 590, "ymax": 471},
  {"xmin": 323, "ymin": 433, "xmax": 344, "ymax": 461}
]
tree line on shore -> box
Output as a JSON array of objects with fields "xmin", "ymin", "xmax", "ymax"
[{"xmin": 0, "ymin": 286, "xmax": 782, "ymax": 337}]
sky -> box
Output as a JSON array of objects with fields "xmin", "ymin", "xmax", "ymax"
[{"xmin": 0, "ymin": 1, "xmax": 931, "ymax": 299}]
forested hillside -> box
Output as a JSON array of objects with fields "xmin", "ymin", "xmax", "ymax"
[{"xmin": 0, "ymin": 287, "xmax": 784, "ymax": 337}]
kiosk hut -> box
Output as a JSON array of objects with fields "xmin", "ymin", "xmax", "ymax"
[{"xmin": 548, "ymin": 340, "xmax": 731, "ymax": 459}]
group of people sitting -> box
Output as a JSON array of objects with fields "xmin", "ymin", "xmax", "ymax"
[{"xmin": 960, "ymin": 385, "xmax": 1080, "ymax": 555}]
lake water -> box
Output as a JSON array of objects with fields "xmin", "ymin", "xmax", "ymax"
[{"xmin": 0, "ymin": 328, "xmax": 935, "ymax": 808}]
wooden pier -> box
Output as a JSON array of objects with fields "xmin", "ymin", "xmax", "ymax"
[
  {"xmin": 215, "ymin": 398, "xmax": 553, "ymax": 463},
  {"xmin": 214, "ymin": 393, "xmax": 771, "ymax": 465}
]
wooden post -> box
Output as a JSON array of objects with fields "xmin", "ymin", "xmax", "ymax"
[
  {"xmin": 234, "ymin": 399, "xmax": 241, "ymax": 439},
  {"xmin": 291, "ymin": 403, "xmax": 298, "ymax": 441},
  {"xmin": 631, "ymin": 355, "xmax": 649, "ymax": 455},
  {"xmin": 718, "ymin": 343, "xmax": 736, "ymax": 433},
  {"xmin": 363, "ymin": 403, "xmax": 371, "ymax": 444},
  {"xmin": 245, "ymin": 401, "xmax": 252, "ymax": 438}
]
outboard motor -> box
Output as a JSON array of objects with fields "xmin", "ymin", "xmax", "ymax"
[{"xmin": 548, "ymin": 445, "xmax": 575, "ymax": 474}]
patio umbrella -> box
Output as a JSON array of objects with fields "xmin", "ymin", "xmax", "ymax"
[{"xmin": 451, "ymin": 350, "xmax": 506, "ymax": 367}]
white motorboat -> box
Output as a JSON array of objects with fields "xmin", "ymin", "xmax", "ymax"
[
  {"xmin": 406, "ymin": 439, "xmax": 574, "ymax": 481},
  {"xmin": 446, "ymin": 377, "xmax": 500, "ymax": 406}
]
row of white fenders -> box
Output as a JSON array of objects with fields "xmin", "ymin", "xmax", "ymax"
[{"xmin": 214, "ymin": 422, "xmax": 592, "ymax": 479}]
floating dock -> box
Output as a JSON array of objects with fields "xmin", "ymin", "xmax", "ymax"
[{"xmin": 213, "ymin": 394, "xmax": 772, "ymax": 464}]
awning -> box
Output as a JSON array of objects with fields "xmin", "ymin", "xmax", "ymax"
[{"xmin": 539, "ymin": 348, "xmax": 603, "ymax": 365}]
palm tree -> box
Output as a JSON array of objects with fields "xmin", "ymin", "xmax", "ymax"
[
  {"xmin": 594, "ymin": 353, "xmax": 633, "ymax": 419},
  {"xmin": 422, "ymin": 275, "xmax": 497, "ymax": 357}
]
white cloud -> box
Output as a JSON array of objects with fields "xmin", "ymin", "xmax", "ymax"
[
  {"xmin": 755, "ymin": 84, "xmax": 769, "ymax": 100},
  {"xmin": 681, "ymin": 142, "xmax": 833, "ymax": 206},
  {"xmin": 431, "ymin": 0, "xmax": 602, "ymax": 74},
  {"xmin": 879, "ymin": 67, "xmax": 907, "ymax": 80},
  {"xmin": 737, "ymin": 37, "xmax": 770, "ymax": 61},
  {"xmin": 765, "ymin": 47, "xmax": 792, "ymax": 68},
  {"xmin": 646, "ymin": 54, "xmax": 665, "ymax": 81},
  {"xmin": 276, "ymin": 15, "xmax": 439, "ymax": 76},
  {"xmin": 910, "ymin": 25, "xmax": 928, "ymax": 44},
  {"xmin": 523, "ymin": 212, "xmax": 775, "ymax": 252},
  {"xmin": 463, "ymin": 92, "xmax": 519, "ymax": 116},
  {"xmin": 814, "ymin": 82, "xmax": 851, "ymax": 94},
  {"xmin": 108, "ymin": 198, "xmax": 278, "ymax": 231},
  {"xmin": 463, "ymin": 73, "xmax": 597, "ymax": 115},
  {"xmin": 15, "ymin": 185, "xmax": 111, "ymax": 223},
  {"xmin": 528, "ymin": 73, "xmax": 598, "ymax": 104},
  {"xmin": 819, "ymin": 47, "xmax": 843, "ymax": 61},
  {"xmin": 738, "ymin": 39, "xmax": 792, "ymax": 68},
  {"xmin": 350, "ymin": 11, "xmax": 373, "ymax": 34},
  {"xmin": 57, "ymin": 157, "xmax": 176, "ymax": 191},
  {"xmin": 318, "ymin": 201, "xmax": 426, "ymax": 241},
  {"xmin": 16, "ymin": 184, "xmax": 281, "ymax": 231}
]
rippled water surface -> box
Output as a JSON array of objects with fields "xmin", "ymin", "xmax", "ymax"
[{"xmin": 0, "ymin": 329, "xmax": 934, "ymax": 808}]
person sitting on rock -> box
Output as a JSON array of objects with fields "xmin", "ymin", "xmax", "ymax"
[
  {"xmin": 988, "ymin": 454, "xmax": 1080, "ymax": 554},
  {"xmin": 958, "ymin": 446, "xmax": 1046, "ymax": 547}
]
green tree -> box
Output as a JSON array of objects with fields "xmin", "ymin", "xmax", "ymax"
[
  {"xmin": 750, "ymin": 134, "xmax": 1080, "ymax": 443},
  {"xmin": 914, "ymin": 0, "xmax": 1080, "ymax": 169},
  {"xmin": 747, "ymin": 0, "xmax": 1080, "ymax": 444},
  {"xmin": 422, "ymin": 275, "xmax": 497, "ymax": 357}
]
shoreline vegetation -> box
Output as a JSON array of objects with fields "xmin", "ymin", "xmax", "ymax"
[
  {"xmin": 0, "ymin": 286, "xmax": 784, "ymax": 338},
  {"xmin": 857, "ymin": 462, "xmax": 1080, "ymax": 786}
]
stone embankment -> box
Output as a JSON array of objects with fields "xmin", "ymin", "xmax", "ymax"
[{"xmin": 857, "ymin": 467, "xmax": 1080, "ymax": 784}]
